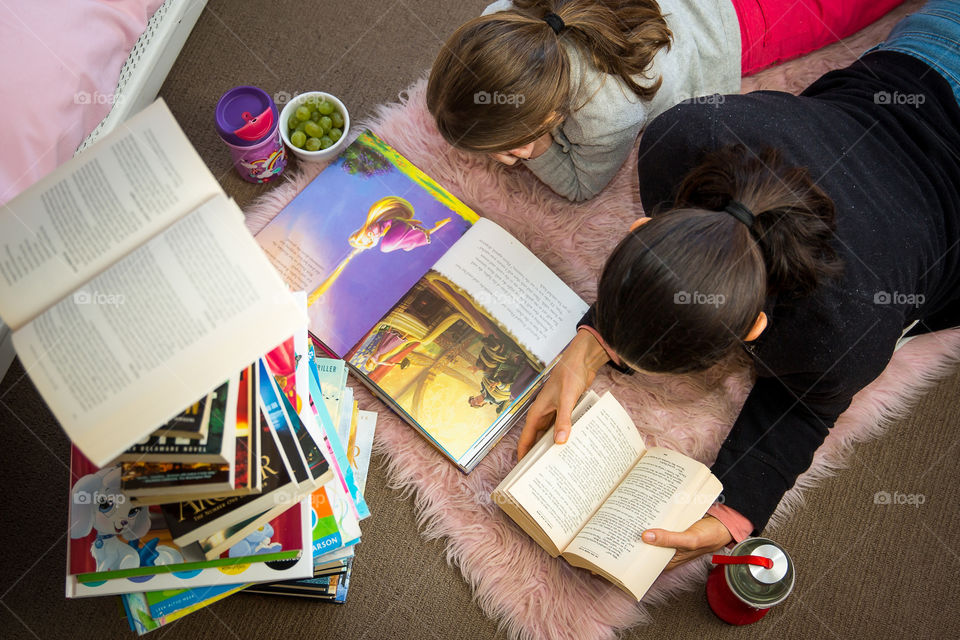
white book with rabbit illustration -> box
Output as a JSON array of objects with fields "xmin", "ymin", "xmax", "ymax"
[{"xmin": 66, "ymin": 445, "xmax": 312, "ymax": 597}]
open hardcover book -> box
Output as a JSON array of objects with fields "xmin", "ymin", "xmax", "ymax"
[
  {"xmin": 0, "ymin": 99, "xmax": 303, "ymax": 466},
  {"xmin": 493, "ymin": 391, "xmax": 722, "ymax": 601},
  {"xmin": 255, "ymin": 131, "xmax": 588, "ymax": 472}
]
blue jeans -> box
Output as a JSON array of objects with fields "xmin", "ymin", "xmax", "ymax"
[{"xmin": 868, "ymin": 0, "xmax": 960, "ymax": 104}]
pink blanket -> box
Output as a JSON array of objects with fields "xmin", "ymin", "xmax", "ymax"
[
  {"xmin": 0, "ymin": 0, "xmax": 164, "ymax": 204},
  {"xmin": 244, "ymin": 2, "xmax": 959, "ymax": 638}
]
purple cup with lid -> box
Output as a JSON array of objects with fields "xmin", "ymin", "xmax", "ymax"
[{"xmin": 215, "ymin": 86, "xmax": 287, "ymax": 183}]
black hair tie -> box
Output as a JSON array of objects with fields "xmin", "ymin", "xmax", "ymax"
[
  {"xmin": 543, "ymin": 12, "xmax": 565, "ymax": 34},
  {"xmin": 723, "ymin": 200, "xmax": 755, "ymax": 229}
]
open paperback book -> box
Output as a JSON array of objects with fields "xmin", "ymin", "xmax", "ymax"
[
  {"xmin": 255, "ymin": 131, "xmax": 588, "ymax": 471},
  {"xmin": 493, "ymin": 391, "xmax": 722, "ymax": 601},
  {"xmin": 0, "ymin": 99, "xmax": 303, "ymax": 466}
]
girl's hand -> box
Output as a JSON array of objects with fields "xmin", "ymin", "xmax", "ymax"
[
  {"xmin": 641, "ymin": 517, "xmax": 733, "ymax": 570},
  {"xmin": 489, "ymin": 133, "xmax": 554, "ymax": 166},
  {"xmin": 490, "ymin": 151, "xmax": 521, "ymax": 166},
  {"xmin": 518, "ymin": 330, "xmax": 609, "ymax": 459}
]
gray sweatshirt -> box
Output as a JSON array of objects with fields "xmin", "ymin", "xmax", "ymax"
[{"xmin": 481, "ymin": 0, "xmax": 741, "ymax": 201}]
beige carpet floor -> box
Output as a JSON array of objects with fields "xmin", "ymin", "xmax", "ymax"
[{"xmin": 1, "ymin": 1, "xmax": 958, "ymax": 638}]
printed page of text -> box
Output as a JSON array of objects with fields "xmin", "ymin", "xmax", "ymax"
[
  {"xmin": 13, "ymin": 194, "xmax": 304, "ymax": 466},
  {"xmin": 0, "ymin": 100, "xmax": 220, "ymax": 330},
  {"xmin": 566, "ymin": 448, "xmax": 720, "ymax": 597},
  {"xmin": 505, "ymin": 392, "xmax": 645, "ymax": 551},
  {"xmin": 432, "ymin": 218, "xmax": 588, "ymax": 365}
]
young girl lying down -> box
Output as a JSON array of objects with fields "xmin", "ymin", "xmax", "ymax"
[{"xmin": 428, "ymin": 0, "xmax": 903, "ymax": 201}]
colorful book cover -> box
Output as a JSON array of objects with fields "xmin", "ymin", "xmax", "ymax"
[
  {"xmin": 69, "ymin": 499, "xmax": 312, "ymax": 598},
  {"xmin": 308, "ymin": 355, "xmax": 369, "ymax": 519},
  {"xmin": 313, "ymin": 357, "xmax": 348, "ymax": 427},
  {"xmin": 67, "ymin": 448, "xmax": 303, "ymax": 588},
  {"xmin": 351, "ymin": 410, "xmax": 377, "ymax": 495},
  {"xmin": 123, "ymin": 584, "xmax": 248, "ymax": 635},
  {"xmin": 144, "ymin": 582, "xmax": 246, "ymax": 618},
  {"xmin": 255, "ymin": 130, "xmax": 479, "ymax": 358},
  {"xmin": 258, "ymin": 359, "xmax": 312, "ymax": 488},
  {"xmin": 160, "ymin": 402, "xmax": 301, "ymax": 547}
]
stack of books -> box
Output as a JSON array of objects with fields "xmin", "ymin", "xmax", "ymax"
[
  {"xmin": 68, "ymin": 327, "xmax": 377, "ymax": 634},
  {"xmin": 0, "ymin": 100, "xmax": 380, "ymax": 636}
]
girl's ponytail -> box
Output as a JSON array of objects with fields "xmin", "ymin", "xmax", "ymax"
[
  {"xmin": 543, "ymin": 0, "xmax": 672, "ymax": 102},
  {"xmin": 673, "ymin": 144, "xmax": 842, "ymax": 297},
  {"xmin": 595, "ymin": 145, "xmax": 842, "ymax": 374}
]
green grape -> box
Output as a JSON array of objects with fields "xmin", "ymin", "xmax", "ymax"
[
  {"xmin": 309, "ymin": 110, "xmax": 320, "ymax": 122},
  {"xmin": 319, "ymin": 136, "xmax": 333, "ymax": 149},
  {"xmin": 304, "ymin": 121, "xmax": 323, "ymax": 138},
  {"xmin": 294, "ymin": 120, "xmax": 308, "ymax": 132},
  {"xmin": 295, "ymin": 105, "xmax": 310, "ymax": 121},
  {"xmin": 290, "ymin": 130, "xmax": 307, "ymax": 148},
  {"xmin": 319, "ymin": 116, "xmax": 333, "ymax": 132},
  {"xmin": 287, "ymin": 115, "xmax": 299, "ymax": 130},
  {"xmin": 317, "ymin": 100, "xmax": 334, "ymax": 115},
  {"xmin": 328, "ymin": 127, "xmax": 342, "ymax": 142},
  {"xmin": 305, "ymin": 137, "xmax": 322, "ymax": 151},
  {"xmin": 330, "ymin": 111, "xmax": 344, "ymax": 128},
  {"xmin": 305, "ymin": 95, "xmax": 321, "ymax": 107}
]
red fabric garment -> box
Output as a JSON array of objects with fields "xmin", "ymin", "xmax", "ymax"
[{"xmin": 732, "ymin": 0, "xmax": 906, "ymax": 75}]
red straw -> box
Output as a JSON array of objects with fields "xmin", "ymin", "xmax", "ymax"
[{"xmin": 711, "ymin": 554, "xmax": 774, "ymax": 569}]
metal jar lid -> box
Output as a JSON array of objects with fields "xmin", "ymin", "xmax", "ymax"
[{"xmin": 725, "ymin": 537, "xmax": 795, "ymax": 608}]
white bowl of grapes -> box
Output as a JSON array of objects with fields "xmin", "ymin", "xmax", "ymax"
[{"xmin": 279, "ymin": 91, "xmax": 350, "ymax": 162}]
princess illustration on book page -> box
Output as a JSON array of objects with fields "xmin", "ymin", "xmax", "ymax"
[{"xmin": 308, "ymin": 196, "xmax": 449, "ymax": 304}]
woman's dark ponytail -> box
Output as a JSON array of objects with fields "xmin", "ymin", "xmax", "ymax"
[
  {"xmin": 673, "ymin": 144, "xmax": 842, "ymax": 297},
  {"xmin": 595, "ymin": 145, "xmax": 843, "ymax": 374}
]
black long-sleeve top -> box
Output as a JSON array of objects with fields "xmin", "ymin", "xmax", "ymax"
[{"xmin": 588, "ymin": 52, "xmax": 960, "ymax": 533}]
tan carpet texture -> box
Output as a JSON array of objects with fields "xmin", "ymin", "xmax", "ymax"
[{"xmin": 1, "ymin": 1, "xmax": 958, "ymax": 638}]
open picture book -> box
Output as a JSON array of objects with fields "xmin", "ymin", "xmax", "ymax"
[
  {"xmin": 0, "ymin": 99, "xmax": 303, "ymax": 466},
  {"xmin": 493, "ymin": 391, "xmax": 722, "ymax": 601},
  {"xmin": 255, "ymin": 131, "xmax": 588, "ymax": 472}
]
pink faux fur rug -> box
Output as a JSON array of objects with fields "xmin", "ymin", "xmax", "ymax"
[{"xmin": 245, "ymin": 2, "xmax": 960, "ymax": 638}]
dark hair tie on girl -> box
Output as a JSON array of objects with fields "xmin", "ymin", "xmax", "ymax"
[
  {"xmin": 724, "ymin": 200, "xmax": 755, "ymax": 229},
  {"xmin": 543, "ymin": 12, "xmax": 565, "ymax": 34}
]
